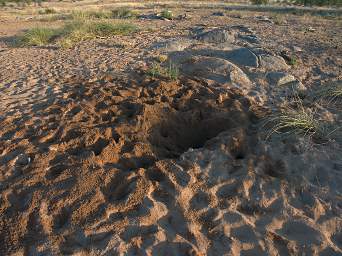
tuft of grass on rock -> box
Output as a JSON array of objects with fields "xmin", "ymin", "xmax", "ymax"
[{"xmin": 18, "ymin": 27, "xmax": 59, "ymax": 46}]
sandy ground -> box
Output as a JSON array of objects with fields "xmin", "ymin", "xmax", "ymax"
[{"xmin": 0, "ymin": 2, "xmax": 342, "ymax": 255}]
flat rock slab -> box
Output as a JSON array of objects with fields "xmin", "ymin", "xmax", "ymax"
[
  {"xmin": 195, "ymin": 29, "xmax": 235, "ymax": 44},
  {"xmin": 152, "ymin": 39, "xmax": 193, "ymax": 52},
  {"xmin": 266, "ymin": 71, "xmax": 296, "ymax": 86},
  {"xmin": 238, "ymin": 34, "xmax": 260, "ymax": 44},
  {"xmin": 180, "ymin": 56, "xmax": 252, "ymax": 90},
  {"xmin": 259, "ymin": 54, "xmax": 289, "ymax": 71},
  {"xmin": 267, "ymin": 72, "xmax": 306, "ymax": 97},
  {"xmin": 225, "ymin": 48, "xmax": 259, "ymax": 68}
]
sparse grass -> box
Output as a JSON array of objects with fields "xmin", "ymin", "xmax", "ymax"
[
  {"xmin": 112, "ymin": 7, "xmax": 138, "ymax": 19},
  {"xmin": 166, "ymin": 62, "xmax": 179, "ymax": 80},
  {"xmin": 89, "ymin": 22, "xmax": 138, "ymax": 36},
  {"xmin": 160, "ymin": 9, "xmax": 173, "ymax": 20},
  {"xmin": 18, "ymin": 27, "xmax": 59, "ymax": 46},
  {"xmin": 294, "ymin": 0, "xmax": 342, "ymax": 6},
  {"xmin": 16, "ymin": 19, "xmax": 138, "ymax": 48},
  {"xmin": 38, "ymin": 8, "xmax": 57, "ymax": 15},
  {"xmin": 289, "ymin": 56, "xmax": 298, "ymax": 66},
  {"xmin": 70, "ymin": 10, "xmax": 111, "ymax": 20},
  {"xmin": 147, "ymin": 62, "xmax": 163, "ymax": 78},
  {"xmin": 250, "ymin": 0, "xmax": 269, "ymax": 5},
  {"xmin": 272, "ymin": 14, "xmax": 285, "ymax": 25},
  {"xmin": 265, "ymin": 96, "xmax": 340, "ymax": 142},
  {"xmin": 147, "ymin": 61, "xmax": 179, "ymax": 80},
  {"xmin": 58, "ymin": 20, "xmax": 138, "ymax": 48},
  {"xmin": 315, "ymin": 82, "xmax": 342, "ymax": 101}
]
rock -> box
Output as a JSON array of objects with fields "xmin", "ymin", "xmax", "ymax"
[
  {"xmin": 230, "ymin": 25, "xmax": 254, "ymax": 34},
  {"xmin": 266, "ymin": 72, "xmax": 296, "ymax": 86},
  {"xmin": 257, "ymin": 16, "xmax": 274, "ymax": 24},
  {"xmin": 212, "ymin": 12, "xmax": 224, "ymax": 16},
  {"xmin": 152, "ymin": 39, "xmax": 192, "ymax": 52},
  {"xmin": 238, "ymin": 34, "xmax": 260, "ymax": 44},
  {"xmin": 277, "ymin": 80, "xmax": 307, "ymax": 98},
  {"xmin": 307, "ymin": 26, "xmax": 316, "ymax": 32},
  {"xmin": 196, "ymin": 29, "xmax": 235, "ymax": 44},
  {"xmin": 292, "ymin": 46, "xmax": 303, "ymax": 52},
  {"xmin": 15, "ymin": 153, "xmax": 31, "ymax": 166},
  {"xmin": 179, "ymin": 56, "xmax": 252, "ymax": 90},
  {"xmin": 259, "ymin": 54, "xmax": 289, "ymax": 71},
  {"xmin": 225, "ymin": 48, "xmax": 259, "ymax": 68}
]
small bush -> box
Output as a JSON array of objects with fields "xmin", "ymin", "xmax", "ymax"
[
  {"xmin": 18, "ymin": 27, "xmax": 58, "ymax": 46},
  {"xmin": 160, "ymin": 9, "xmax": 173, "ymax": 20},
  {"xmin": 250, "ymin": 0, "xmax": 269, "ymax": 5}
]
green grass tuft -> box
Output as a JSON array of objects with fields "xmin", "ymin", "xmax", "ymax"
[
  {"xmin": 89, "ymin": 22, "xmax": 138, "ymax": 36},
  {"xmin": 18, "ymin": 27, "xmax": 59, "ymax": 46},
  {"xmin": 147, "ymin": 61, "xmax": 179, "ymax": 81}
]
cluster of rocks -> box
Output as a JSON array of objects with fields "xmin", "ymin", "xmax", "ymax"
[{"xmin": 151, "ymin": 25, "xmax": 306, "ymax": 105}]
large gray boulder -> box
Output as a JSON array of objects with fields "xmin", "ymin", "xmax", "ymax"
[{"xmin": 179, "ymin": 56, "xmax": 252, "ymax": 90}]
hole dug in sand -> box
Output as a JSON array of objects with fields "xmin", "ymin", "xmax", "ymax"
[{"xmin": 147, "ymin": 98, "xmax": 251, "ymax": 159}]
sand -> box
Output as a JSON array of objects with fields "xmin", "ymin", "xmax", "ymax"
[{"xmin": 0, "ymin": 2, "xmax": 342, "ymax": 255}]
